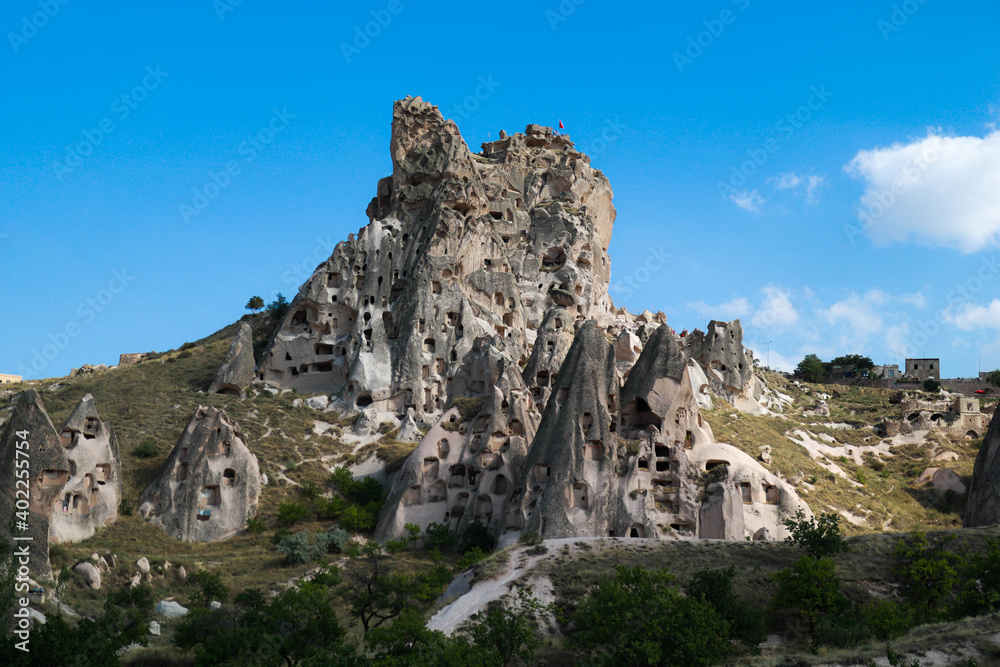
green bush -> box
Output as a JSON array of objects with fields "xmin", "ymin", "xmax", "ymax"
[
  {"xmin": 783, "ymin": 509, "xmax": 850, "ymax": 558},
  {"xmin": 893, "ymin": 532, "xmax": 959, "ymax": 622},
  {"xmin": 771, "ymin": 556, "xmax": 848, "ymax": 632},
  {"xmin": 953, "ymin": 538, "xmax": 1000, "ymax": 618},
  {"xmin": 119, "ymin": 499, "xmax": 134, "ymax": 517},
  {"xmin": 574, "ymin": 565, "xmax": 732, "ymax": 666},
  {"xmin": 188, "ymin": 570, "xmax": 229, "ymax": 607},
  {"xmin": 424, "ymin": 522, "xmax": 456, "ymax": 550},
  {"xmin": 686, "ymin": 567, "xmax": 767, "ymax": 654},
  {"xmin": 923, "ymin": 379, "xmax": 941, "ymax": 393},
  {"xmin": 863, "ymin": 599, "xmax": 916, "ymax": 640},
  {"xmin": 316, "ymin": 527, "xmax": 349, "ymax": 554},
  {"xmin": 275, "ymin": 531, "xmax": 317, "ymax": 565},
  {"xmin": 277, "ymin": 500, "xmax": 310, "ymax": 525},
  {"xmin": 132, "ymin": 437, "xmax": 160, "ymax": 459}
]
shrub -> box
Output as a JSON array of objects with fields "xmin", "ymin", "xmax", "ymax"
[
  {"xmin": 316, "ymin": 527, "xmax": 350, "ymax": 554},
  {"xmin": 340, "ymin": 505, "xmax": 376, "ymax": 532},
  {"xmin": 923, "ymin": 379, "xmax": 941, "ymax": 393},
  {"xmin": 132, "ymin": 438, "xmax": 160, "ymax": 459},
  {"xmin": 277, "ymin": 500, "xmax": 310, "ymax": 525},
  {"xmin": 783, "ymin": 509, "xmax": 849, "ymax": 558},
  {"xmin": 456, "ymin": 547, "xmax": 489, "ymax": 572},
  {"xmin": 176, "ymin": 350, "xmax": 193, "ymax": 360},
  {"xmin": 246, "ymin": 516, "xmax": 266, "ymax": 538},
  {"xmin": 458, "ymin": 521, "xmax": 495, "ymax": 554},
  {"xmin": 275, "ymin": 531, "xmax": 318, "ymax": 565},
  {"xmin": 188, "ymin": 570, "xmax": 229, "ymax": 607},
  {"xmin": 518, "ymin": 530, "xmax": 541, "ymax": 546},
  {"xmin": 574, "ymin": 565, "xmax": 732, "ymax": 666},
  {"xmin": 424, "ymin": 522, "xmax": 456, "ymax": 550},
  {"xmin": 686, "ymin": 567, "xmax": 767, "ymax": 654},
  {"xmin": 893, "ymin": 532, "xmax": 959, "ymax": 622},
  {"xmin": 953, "ymin": 538, "xmax": 1000, "ymax": 618},
  {"xmin": 385, "ymin": 539, "xmax": 408, "ymax": 554},
  {"xmin": 300, "ymin": 481, "xmax": 321, "ymax": 500},
  {"xmin": 119, "ymin": 499, "xmax": 134, "ymax": 517},
  {"xmin": 862, "ymin": 599, "xmax": 916, "ymax": 640},
  {"xmin": 771, "ymin": 556, "xmax": 848, "ymax": 632}
]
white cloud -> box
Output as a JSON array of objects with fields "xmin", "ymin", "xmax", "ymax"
[
  {"xmin": 730, "ymin": 189, "xmax": 764, "ymax": 211},
  {"xmin": 845, "ymin": 130, "xmax": 1000, "ymax": 252},
  {"xmin": 818, "ymin": 292, "xmax": 884, "ymax": 339},
  {"xmin": 751, "ymin": 286, "xmax": 798, "ymax": 329},
  {"xmin": 745, "ymin": 344, "xmax": 797, "ymax": 373},
  {"xmin": 901, "ymin": 292, "xmax": 927, "ymax": 308},
  {"xmin": 687, "ymin": 297, "xmax": 751, "ymax": 320},
  {"xmin": 885, "ymin": 324, "xmax": 912, "ymax": 359},
  {"xmin": 770, "ymin": 172, "xmax": 825, "ymax": 202},
  {"xmin": 945, "ymin": 300, "xmax": 1000, "ymax": 330}
]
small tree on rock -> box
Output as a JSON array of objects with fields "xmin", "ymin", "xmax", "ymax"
[{"xmin": 245, "ymin": 296, "xmax": 264, "ymax": 313}]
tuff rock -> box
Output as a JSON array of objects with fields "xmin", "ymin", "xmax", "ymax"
[
  {"xmin": 139, "ymin": 406, "xmax": 261, "ymax": 541},
  {"xmin": 208, "ymin": 322, "xmax": 256, "ymax": 395},
  {"xmin": 0, "ymin": 391, "xmax": 121, "ymax": 579}
]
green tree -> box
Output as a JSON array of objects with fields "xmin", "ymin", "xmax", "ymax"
[
  {"xmin": 573, "ymin": 565, "xmax": 732, "ymax": 666},
  {"xmin": 986, "ymin": 369, "xmax": 1000, "ymax": 387},
  {"xmin": 174, "ymin": 567, "xmax": 367, "ymax": 666},
  {"xmin": 830, "ymin": 354, "xmax": 875, "ymax": 374},
  {"xmin": 404, "ymin": 523, "xmax": 422, "ymax": 550},
  {"xmin": 188, "ymin": 570, "xmax": 229, "ymax": 607},
  {"xmin": 686, "ymin": 567, "xmax": 767, "ymax": 654},
  {"xmin": 783, "ymin": 509, "xmax": 850, "ymax": 558},
  {"xmin": 267, "ymin": 293, "xmax": 290, "ymax": 320},
  {"xmin": 893, "ymin": 532, "xmax": 959, "ymax": 622},
  {"xmin": 245, "ymin": 295, "xmax": 264, "ymax": 313},
  {"xmin": 795, "ymin": 354, "xmax": 828, "ymax": 383},
  {"xmin": 923, "ymin": 378, "xmax": 941, "ymax": 393},
  {"xmin": 368, "ymin": 608, "xmax": 480, "ymax": 666},
  {"xmin": 466, "ymin": 586, "xmax": 553, "ymax": 667},
  {"xmin": 771, "ymin": 556, "xmax": 848, "ymax": 632},
  {"xmin": 340, "ymin": 542, "xmax": 413, "ymax": 635},
  {"xmin": 278, "ymin": 500, "xmax": 310, "ymax": 525},
  {"xmin": 954, "ymin": 538, "xmax": 1000, "ymax": 617}
]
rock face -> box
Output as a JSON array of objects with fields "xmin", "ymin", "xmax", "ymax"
[
  {"xmin": 0, "ymin": 391, "xmax": 122, "ymax": 578},
  {"xmin": 258, "ymin": 95, "xmax": 617, "ymax": 420},
  {"xmin": 966, "ymin": 409, "xmax": 1000, "ymax": 527},
  {"xmin": 209, "ymin": 322, "xmax": 256, "ymax": 395},
  {"xmin": 259, "ymin": 97, "xmax": 812, "ymax": 546},
  {"xmin": 377, "ymin": 322, "xmax": 808, "ymax": 545},
  {"xmin": 139, "ymin": 406, "xmax": 261, "ymax": 541}
]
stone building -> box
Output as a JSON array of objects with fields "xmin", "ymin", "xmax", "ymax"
[{"xmin": 906, "ymin": 358, "xmax": 940, "ymax": 381}]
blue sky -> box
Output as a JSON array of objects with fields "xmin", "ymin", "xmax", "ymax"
[{"xmin": 3, "ymin": 1, "xmax": 1000, "ymax": 380}]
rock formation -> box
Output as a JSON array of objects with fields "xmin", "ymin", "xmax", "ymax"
[
  {"xmin": 966, "ymin": 408, "xmax": 1000, "ymax": 527},
  {"xmin": 139, "ymin": 406, "xmax": 261, "ymax": 541},
  {"xmin": 258, "ymin": 96, "xmax": 617, "ymax": 419},
  {"xmin": 256, "ymin": 97, "xmax": 812, "ymax": 546},
  {"xmin": 0, "ymin": 391, "xmax": 121, "ymax": 579},
  {"xmin": 209, "ymin": 322, "xmax": 256, "ymax": 395}
]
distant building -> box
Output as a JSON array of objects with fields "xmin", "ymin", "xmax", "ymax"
[
  {"xmin": 905, "ymin": 358, "xmax": 940, "ymax": 381},
  {"xmin": 882, "ymin": 364, "xmax": 900, "ymax": 379},
  {"xmin": 0, "ymin": 374, "xmax": 22, "ymax": 384}
]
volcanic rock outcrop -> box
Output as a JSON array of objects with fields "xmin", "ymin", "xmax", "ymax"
[
  {"xmin": 265, "ymin": 97, "xmax": 811, "ymax": 546},
  {"xmin": 0, "ymin": 391, "xmax": 121, "ymax": 578},
  {"xmin": 259, "ymin": 96, "xmax": 617, "ymax": 419},
  {"xmin": 139, "ymin": 406, "xmax": 261, "ymax": 541},
  {"xmin": 965, "ymin": 408, "xmax": 1000, "ymax": 527},
  {"xmin": 209, "ymin": 322, "xmax": 256, "ymax": 395}
]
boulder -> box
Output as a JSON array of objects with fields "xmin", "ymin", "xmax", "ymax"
[
  {"xmin": 135, "ymin": 557, "xmax": 150, "ymax": 574},
  {"xmin": 210, "ymin": 601, "xmax": 222, "ymax": 610},
  {"xmin": 208, "ymin": 322, "xmax": 256, "ymax": 395},
  {"xmin": 129, "ymin": 574, "xmax": 141, "ymax": 589},
  {"xmin": 73, "ymin": 562, "xmax": 101, "ymax": 589},
  {"xmin": 396, "ymin": 409, "xmax": 423, "ymax": 443},
  {"xmin": 918, "ymin": 468, "xmax": 967, "ymax": 496},
  {"xmin": 149, "ymin": 621, "xmax": 161, "ymax": 636},
  {"xmin": 177, "ymin": 566, "xmax": 187, "ymax": 581},
  {"xmin": 97, "ymin": 556, "xmax": 110, "ymax": 572},
  {"xmin": 305, "ymin": 395, "xmax": 330, "ymax": 410},
  {"xmin": 139, "ymin": 406, "xmax": 261, "ymax": 541},
  {"xmin": 155, "ymin": 600, "xmax": 188, "ymax": 619}
]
